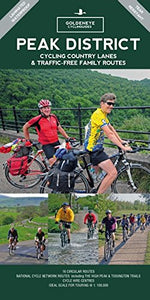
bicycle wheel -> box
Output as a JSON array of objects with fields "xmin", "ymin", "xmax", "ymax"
[
  {"xmin": 112, "ymin": 164, "xmax": 150, "ymax": 193},
  {"xmin": 74, "ymin": 171, "xmax": 89, "ymax": 193},
  {"xmin": 5, "ymin": 156, "xmax": 45, "ymax": 189},
  {"xmin": 104, "ymin": 242, "xmax": 110, "ymax": 261},
  {"xmin": 61, "ymin": 233, "xmax": 66, "ymax": 248},
  {"xmin": 40, "ymin": 170, "xmax": 89, "ymax": 193}
]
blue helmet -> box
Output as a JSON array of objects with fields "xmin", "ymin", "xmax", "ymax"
[{"xmin": 62, "ymin": 202, "xmax": 69, "ymax": 207}]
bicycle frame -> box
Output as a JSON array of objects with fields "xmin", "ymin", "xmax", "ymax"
[
  {"xmin": 104, "ymin": 232, "xmax": 114, "ymax": 261},
  {"xmin": 87, "ymin": 222, "xmax": 94, "ymax": 239},
  {"xmin": 60, "ymin": 222, "xmax": 69, "ymax": 248}
]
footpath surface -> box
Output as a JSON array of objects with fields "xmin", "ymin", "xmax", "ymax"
[
  {"xmin": 99, "ymin": 226, "xmax": 150, "ymax": 265},
  {"xmin": 0, "ymin": 240, "xmax": 48, "ymax": 264}
]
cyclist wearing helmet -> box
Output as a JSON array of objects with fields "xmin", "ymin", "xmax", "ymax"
[
  {"xmin": 23, "ymin": 99, "xmax": 70, "ymax": 165},
  {"xmin": 100, "ymin": 210, "xmax": 117, "ymax": 247},
  {"xmin": 84, "ymin": 93, "xmax": 132, "ymax": 194},
  {"xmin": 7, "ymin": 226, "xmax": 18, "ymax": 249},
  {"xmin": 55, "ymin": 203, "xmax": 74, "ymax": 244},
  {"xmin": 84, "ymin": 210, "xmax": 97, "ymax": 229},
  {"xmin": 129, "ymin": 213, "xmax": 136, "ymax": 225},
  {"xmin": 121, "ymin": 215, "xmax": 129, "ymax": 235},
  {"xmin": 35, "ymin": 227, "xmax": 46, "ymax": 257}
]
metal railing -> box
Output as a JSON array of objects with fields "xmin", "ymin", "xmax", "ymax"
[{"xmin": 0, "ymin": 104, "xmax": 150, "ymax": 147}]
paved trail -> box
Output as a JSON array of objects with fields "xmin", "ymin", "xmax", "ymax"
[
  {"xmin": 99, "ymin": 226, "xmax": 150, "ymax": 265},
  {"xmin": 0, "ymin": 240, "xmax": 48, "ymax": 265}
]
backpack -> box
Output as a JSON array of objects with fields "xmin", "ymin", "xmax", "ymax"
[
  {"xmin": 7, "ymin": 155, "xmax": 28, "ymax": 176},
  {"xmin": 48, "ymin": 168, "xmax": 75, "ymax": 193},
  {"xmin": 58, "ymin": 151, "xmax": 77, "ymax": 172}
]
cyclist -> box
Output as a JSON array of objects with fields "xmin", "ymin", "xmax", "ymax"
[
  {"xmin": 84, "ymin": 210, "xmax": 97, "ymax": 229},
  {"xmin": 137, "ymin": 213, "xmax": 141, "ymax": 227},
  {"xmin": 144, "ymin": 212, "xmax": 148, "ymax": 226},
  {"xmin": 35, "ymin": 227, "xmax": 46, "ymax": 257},
  {"xmin": 100, "ymin": 210, "xmax": 117, "ymax": 248},
  {"xmin": 7, "ymin": 226, "xmax": 18, "ymax": 249},
  {"xmin": 84, "ymin": 93, "xmax": 132, "ymax": 194},
  {"xmin": 55, "ymin": 202, "xmax": 74, "ymax": 244},
  {"xmin": 121, "ymin": 214, "xmax": 129, "ymax": 236},
  {"xmin": 23, "ymin": 99, "xmax": 70, "ymax": 166},
  {"xmin": 148, "ymin": 214, "xmax": 150, "ymax": 226},
  {"xmin": 129, "ymin": 213, "xmax": 136, "ymax": 233},
  {"xmin": 140, "ymin": 215, "xmax": 146, "ymax": 230}
]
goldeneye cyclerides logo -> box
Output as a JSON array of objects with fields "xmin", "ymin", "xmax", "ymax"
[
  {"xmin": 56, "ymin": 9, "xmax": 104, "ymax": 33},
  {"xmin": 74, "ymin": 9, "xmax": 86, "ymax": 16}
]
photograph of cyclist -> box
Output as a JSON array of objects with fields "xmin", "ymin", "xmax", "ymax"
[
  {"xmin": 100, "ymin": 210, "xmax": 117, "ymax": 248},
  {"xmin": 55, "ymin": 202, "xmax": 74, "ymax": 244},
  {"xmin": 35, "ymin": 227, "xmax": 46, "ymax": 257},
  {"xmin": 140, "ymin": 215, "xmax": 146, "ymax": 231},
  {"xmin": 7, "ymin": 226, "xmax": 18, "ymax": 250},
  {"xmin": 23, "ymin": 99, "xmax": 70, "ymax": 166},
  {"xmin": 121, "ymin": 214, "xmax": 129, "ymax": 236},
  {"xmin": 84, "ymin": 93, "xmax": 132, "ymax": 194},
  {"xmin": 84, "ymin": 210, "xmax": 97, "ymax": 229}
]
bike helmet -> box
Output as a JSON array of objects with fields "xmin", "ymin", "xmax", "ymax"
[
  {"xmin": 88, "ymin": 210, "xmax": 92, "ymax": 213},
  {"xmin": 38, "ymin": 227, "xmax": 42, "ymax": 231},
  {"xmin": 62, "ymin": 202, "xmax": 69, "ymax": 207},
  {"xmin": 106, "ymin": 210, "xmax": 112, "ymax": 214},
  {"xmin": 38, "ymin": 99, "xmax": 51, "ymax": 109},
  {"xmin": 123, "ymin": 214, "xmax": 126, "ymax": 217}
]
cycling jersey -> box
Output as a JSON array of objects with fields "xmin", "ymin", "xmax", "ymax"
[
  {"xmin": 36, "ymin": 231, "xmax": 45, "ymax": 242},
  {"xmin": 8, "ymin": 229, "xmax": 18, "ymax": 239},
  {"xmin": 121, "ymin": 219, "xmax": 129, "ymax": 227},
  {"xmin": 84, "ymin": 213, "xmax": 97, "ymax": 224},
  {"xmin": 84, "ymin": 108, "xmax": 109, "ymax": 152},
  {"xmin": 28, "ymin": 114, "xmax": 60, "ymax": 145},
  {"xmin": 102, "ymin": 216, "xmax": 116, "ymax": 232},
  {"xmin": 129, "ymin": 216, "xmax": 135, "ymax": 224},
  {"xmin": 140, "ymin": 217, "xmax": 146, "ymax": 224},
  {"xmin": 55, "ymin": 208, "xmax": 74, "ymax": 223}
]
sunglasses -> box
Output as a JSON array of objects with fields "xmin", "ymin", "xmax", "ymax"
[{"xmin": 106, "ymin": 102, "xmax": 115, "ymax": 106}]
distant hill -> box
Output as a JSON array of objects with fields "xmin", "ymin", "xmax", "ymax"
[
  {"xmin": 0, "ymin": 195, "xmax": 47, "ymax": 207},
  {"xmin": 0, "ymin": 69, "xmax": 149, "ymax": 132}
]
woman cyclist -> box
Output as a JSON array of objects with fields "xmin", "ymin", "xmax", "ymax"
[{"xmin": 23, "ymin": 99, "xmax": 70, "ymax": 165}]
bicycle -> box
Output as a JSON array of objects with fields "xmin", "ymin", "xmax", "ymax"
[
  {"xmin": 130, "ymin": 223, "xmax": 135, "ymax": 236},
  {"xmin": 104, "ymin": 231, "xmax": 115, "ymax": 261},
  {"xmin": 87, "ymin": 222, "xmax": 95, "ymax": 239},
  {"xmin": 140, "ymin": 223, "xmax": 145, "ymax": 232},
  {"xmin": 3, "ymin": 139, "xmax": 79, "ymax": 189},
  {"xmin": 8, "ymin": 238, "xmax": 16, "ymax": 256},
  {"xmin": 60, "ymin": 143, "xmax": 150, "ymax": 194},
  {"xmin": 35, "ymin": 240, "xmax": 46, "ymax": 260},
  {"xmin": 60, "ymin": 222, "xmax": 70, "ymax": 248},
  {"xmin": 4, "ymin": 141, "xmax": 49, "ymax": 189},
  {"xmin": 122, "ymin": 226, "xmax": 128, "ymax": 242}
]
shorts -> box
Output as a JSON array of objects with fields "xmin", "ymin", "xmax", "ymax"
[
  {"xmin": 60, "ymin": 220, "xmax": 71, "ymax": 229},
  {"xmin": 89, "ymin": 149, "xmax": 109, "ymax": 166},
  {"xmin": 42, "ymin": 141, "xmax": 60, "ymax": 159}
]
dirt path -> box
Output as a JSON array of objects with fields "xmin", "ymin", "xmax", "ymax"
[
  {"xmin": 99, "ymin": 226, "xmax": 150, "ymax": 265},
  {"xmin": 0, "ymin": 240, "xmax": 48, "ymax": 265}
]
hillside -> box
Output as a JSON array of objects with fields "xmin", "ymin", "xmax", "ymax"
[
  {"xmin": 0, "ymin": 195, "xmax": 48, "ymax": 207},
  {"xmin": 0, "ymin": 69, "xmax": 149, "ymax": 139}
]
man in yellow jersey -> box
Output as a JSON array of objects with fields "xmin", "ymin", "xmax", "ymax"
[
  {"xmin": 84, "ymin": 93, "xmax": 132, "ymax": 194},
  {"xmin": 55, "ymin": 202, "xmax": 74, "ymax": 244}
]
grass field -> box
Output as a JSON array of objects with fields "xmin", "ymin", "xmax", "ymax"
[{"xmin": 0, "ymin": 207, "xmax": 48, "ymax": 245}]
